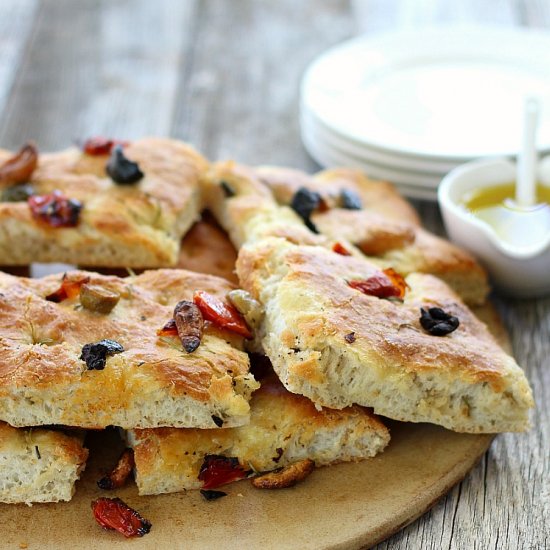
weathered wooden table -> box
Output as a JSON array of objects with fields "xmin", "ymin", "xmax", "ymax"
[{"xmin": 0, "ymin": 1, "xmax": 548, "ymax": 548}]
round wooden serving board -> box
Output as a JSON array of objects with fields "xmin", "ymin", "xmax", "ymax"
[
  {"xmin": 0, "ymin": 424, "xmax": 492, "ymax": 549},
  {"xmin": 0, "ymin": 236, "xmax": 505, "ymax": 549}
]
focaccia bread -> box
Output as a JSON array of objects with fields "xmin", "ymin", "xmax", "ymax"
[
  {"xmin": 0, "ymin": 269, "xmax": 258, "ymax": 429},
  {"xmin": 0, "ymin": 137, "xmax": 207, "ymax": 267},
  {"xmin": 256, "ymin": 166, "xmax": 489, "ymax": 305},
  {"xmin": 127, "ymin": 369, "xmax": 390, "ymax": 495},
  {"xmin": 0, "ymin": 422, "xmax": 88, "ymax": 505},
  {"xmin": 202, "ymin": 161, "xmax": 329, "ymax": 249},
  {"xmin": 236, "ymin": 237, "xmax": 533, "ymax": 433}
]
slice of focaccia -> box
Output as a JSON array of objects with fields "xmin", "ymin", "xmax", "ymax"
[
  {"xmin": 127, "ymin": 369, "xmax": 390, "ymax": 495},
  {"xmin": 0, "ymin": 269, "xmax": 258, "ymax": 429},
  {"xmin": 0, "ymin": 422, "xmax": 88, "ymax": 504},
  {"xmin": 0, "ymin": 137, "xmax": 206, "ymax": 267},
  {"xmin": 256, "ymin": 166, "xmax": 489, "ymax": 305},
  {"xmin": 236, "ymin": 237, "xmax": 533, "ymax": 433},
  {"xmin": 202, "ymin": 161, "xmax": 329, "ymax": 249}
]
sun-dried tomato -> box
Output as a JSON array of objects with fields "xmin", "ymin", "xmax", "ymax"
[
  {"xmin": 198, "ymin": 455, "xmax": 249, "ymax": 489},
  {"xmin": 348, "ymin": 268, "xmax": 408, "ymax": 300},
  {"xmin": 45, "ymin": 275, "xmax": 90, "ymax": 302},
  {"xmin": 97, "ymin": 449, "xmax": 135, "ymax": 490},
  {"xmin": 0, "ymin": 143, "xmax": 38, "ymax": 185},
  {"xmin": 91, "ymin": 497, "xmax": 151, "ymax": 538},
  {"xmin": 332, "ymin": 242, "xmax": 352, "ymax": 256},
  {"xmin": 82, "ymin": 137, "xmax": 128, "ymax": 156},
  {"xmin": 156, "ymin": 318, "xmax": 178, "ymax": 336},
  {"xmin": 174, "ymin": 300, "xmax": 204, "ymax": 353},
  {"xmin": 28, "ymin": 190, "xmax": 82, "ymax": 227},
  {"xmin": 193, "ymin": 291, "xmax": 252, "ymax": 338}
]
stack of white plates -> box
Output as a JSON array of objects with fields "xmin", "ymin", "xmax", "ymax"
[{"xmin": 300, "ymin": 26, "xmax": 550, "ymax": 200}]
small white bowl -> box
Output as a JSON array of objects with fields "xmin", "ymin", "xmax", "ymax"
[{"xmin": 438, "ymin": 157, "xmax": 550, "ymax": 298}]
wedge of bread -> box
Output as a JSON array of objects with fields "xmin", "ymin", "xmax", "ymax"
[
  {"xmin": 127, "ymin": 368, "xmax": 390, "ymax": 495},
  {"xmin": 0, "ymin": 422, "xmax": 88, "ymax": 505},
  {"xmin": 256, "ymin": 166, "xmax": 489, "ymax": 305},
  {"xmin": 0, "ymin": 269, "xmax": 258, "ymax": 429},
  {"xmin": 0, "ymin": 137, "xmax": 206, "ymax": 267},
  {"xmin": 236, "ymin": 237, "xmax": 533, "ymax": 433}
]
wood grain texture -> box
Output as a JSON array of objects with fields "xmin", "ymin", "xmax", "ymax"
[{"xmin": 0, "ymin": 1, "xmax": 548, "ymax": 548}]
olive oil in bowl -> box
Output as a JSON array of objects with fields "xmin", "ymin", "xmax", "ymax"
[{"xmin": 462, "ymin": 183, "xmax": 550, "ymax": 248}]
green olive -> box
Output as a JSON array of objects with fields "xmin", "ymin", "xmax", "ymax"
[
  {"xmin": 1, "ymin": 183, "xmax": 35, "ymax": 202},
  {"xmin": 80, "ymin": 284, "xmax": 120, "ymax": 314}
]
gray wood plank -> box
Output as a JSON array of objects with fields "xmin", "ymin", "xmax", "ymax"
[
  {"xmin": 0, "ymin": 0, "xmax": 39, "ymax": 119},
  {"xmin": 0, "ymin": 0, "xmax": 197, "ymax": 150},
  {"xmin": 171, "ymin": 0, "xmax": 354, "ymax": 170}
]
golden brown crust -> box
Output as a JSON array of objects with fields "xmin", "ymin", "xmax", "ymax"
[
  {"xmin": 128, "ymin": 372, "xmax": 390, "ymax": 494},
  {"xmin": 0, "ymin": 138, "xmax": 207, "ymax": 267},
  {"xmin": 236, "ymin": 238, "xmax": 533, "ymax": 432},
  {"xmin": 256, "ymin": 165, "xmax": 489, "ymax": 304},
  {"xmin": 0, "ymin": 269, "xmax": 258, "ymax": 429}
]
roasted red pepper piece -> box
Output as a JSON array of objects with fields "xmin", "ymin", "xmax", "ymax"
[
  {"xmin": 28, "ymin": 190, "xmax": 83, "ymax": 227},
  {"xmin": 348, "ymin": 268, "xmax": 408, "ymax": 300},
  {"xmin": 198, "ymin": 455, "xmax": 249, "ymax": 489},
  {"xmin": 332, "ymin": 242, "xmax": 352, "ymax": 256},
  {"xmin": 45, "ymin": 275, "xmax": 90, "ymax": 302},
  {"xmin": 91, "ymin": 497, "xmax": 151, "ymax": 538},
  {"xmin": 82, "ymin": 137, "xmax": 128, "ymax": 156},
  {"xmin": 156, "ymin": 317, "xmax": 178, "ymax": 336},
  {"xmin": 193, "ymin": 290, "xmax": 252, "ymax": 338}
]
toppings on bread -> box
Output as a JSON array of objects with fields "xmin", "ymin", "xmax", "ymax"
[
  {"xmin": 348, "ymin": 267, "xmax": 408, "ymax": 300},
  {"xmin": 97, "ymin": 449, "xmax": 135, "ymax": 490},
  {"xmin": 28, "ymin": 190, "xmax": 83, "ymax": 227},
  {"xmin": 82, "ymin": 136, "xmax": 127, "ymax": 156},
  {"xmin": 80, "ymin": 339, "xmax": 124, "ymax": 370},
  {"xmin": 106, "ymin": 144, "xmax": 144, "ymax": 184},
  {"xmin": 45, "ymin": 274, "xmax": 90, "ymax": 302},
  {"xmin": 193, "ymin": 290, "xmax": 252, "ymax": 338},
  {"xmin": 80, "ymin": 283, "xmax": 120, "ymax": 314},
  {"xmin": 0, "ymin": 142, "xmax": 38, "ymax": 186},
  {"xmin": 339, "ymin": 188, "xmax": 362, "ymax": 210},
  {"xmin": 420, "ymin": 307, "xmax": 460, "ymax": 336},
  {"xmin": 173, "ymin": 299, "xmax": 204, "ymax": 353},
  {"xmin": 198, "ymin": 455, "xmax": 250, "ymax": 489},
  {"xmin": 1, "ymin": 182, "xmax": 35, "ymax": 202},
  {"xmin": 251, "ymin": 459, "xmax": 315, "ymax": 490},
  {"xmin": 91, "ymin": 497, "xmax": 151, "ymax": 538}
]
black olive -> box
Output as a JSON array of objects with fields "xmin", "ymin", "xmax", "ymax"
[
  {"xmin": 80, "ymin": 339, "xmax": 124, "ymax": 370},
  {"xmin": 106, "ymin": 145, "xmax": 144, "ymax": 185},
  {"xmin": 200, "ymin": 489, "xmax": 228, "ymax": 501},
  {"xmin": 1, "ymin": 183, "xmax": 35, "ymax": 202},
  {"xmin": 290, "ymin": 187, "xmax": 321, "ymax": 233},
  {"xmin": 340, "ymin": 189, "xmax": 362, "ymax": 210},
  {"xmin": 344, "ymin": 332, "xmax": 356, "ymax": 343},
  {"xmin": 211, "ymin": 415, "xmax": 224, "ymax": 427},
  {"xmin": 419, "ymin": 307, "xmax": 459, "ymax": 336},
  {"xmin": 273, "ymin": 447, "xmax": 284, "ymax": 463},
  {"xmin": 220, "ymin": 180, "xmax": 235, "ymax": 197}
]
